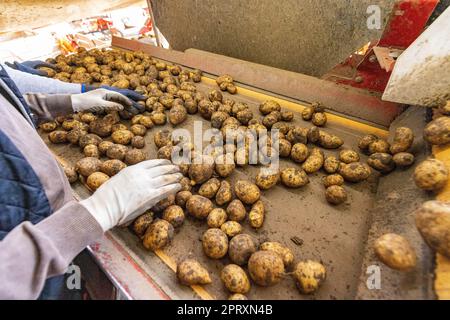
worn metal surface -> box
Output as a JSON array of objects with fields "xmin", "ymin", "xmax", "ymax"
[{"xmin": 151, "ymin": 0, "xmax": 396, "ymax": 77}]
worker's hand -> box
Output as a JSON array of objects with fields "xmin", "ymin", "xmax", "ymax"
[
  {"xmin": 80, "ymin": 159, "xmax": 182, "ymax": 232},
  {"xmin": 83, "ymin": 84, "xmax": 145, "ymax": 114},
  {"xmin": 71, "ymin": 88, "xmax": 135, "ymax": 113},
  {"xmin": 5, "ymin": 60, "xmax": 56, "ymax": 77}
]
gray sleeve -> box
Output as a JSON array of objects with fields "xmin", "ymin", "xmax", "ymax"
[
  {"xmin": 1, "ymin": 63, "xmax": 82, "ymax": 95},
  {"xmin": 24, "ymin": 93, "xmax": 74, "ymax": 122},
  {"xmin": 0, "ymin": 200, "xmax": 103, "ymax": 300}
]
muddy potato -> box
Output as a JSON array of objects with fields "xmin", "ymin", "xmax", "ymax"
[
  {"xmin": 130, "ymin": 124, "xmax": 147, "ymax": 137},
  {"xmin": 249, "ymin": 200, "xmax": 265, "ymax": 229},
  {"xmin": 307, "ymin": 126, "xmax": 321, "ymax": 144},
  {"xmin": 143, "ymin": 219, "xmax": 174, "ymax": 251},
  {"xmin": 311, "ymin": 112, "xmax": 327, "ymax": 127},
  {"xmin": 64, "ymin": 166, "xmax": 78, "ymax": 183},
  {"xmin": 279, "ymin": 139, "xmax": 292, "ymax": 157},
  {"xmin": 199, "ymin": 178, "xmax": 221, "ymax": 199},
  {"xmin": 423, "ymin": 116, "xmax": 450, "ymax": 145},
  {"xmin": 281, "ymin": 110, "xmax": 294, "ymax": 122},
  {"xmin": 302, "ymin": 148, "xmax": 324, "ymax": 173},
  {"xmin": 215, "ymin": 154, "xmax": 235, "ymax": 178},
  {"xmin": 323, "ymin": 155, "xmax": 340, "ymax": 174},
  {"xmin": 234, "ymin": 180, "xmax": 260, "ymax": 205},
  {"xmin": 157, "ymin": 145, "xmax": 173, "ymax": 160},
  {"xmin": 179, "ymin": 177, "xmax": 192, "ymax": 192},
  {"xmin": 67, "ymin": 128, "xmax": 87, "ymax": 145},
  {"xmin": 226, "ymin": 199, "xmax": 247, "ymax": 222},
  {"xmin": 207, "ymin": 208, "xmax": 227, "ymax": 228},
  {"xmin": 338, "ymin": 162, "xmax": 372, "ymax": 182},
  {"xmin": 322, "ymin": 174, "xmax": 344, "ymax": 188},
  {"xmin": 76, "ymin": 157, "xmax": 102, "ymax": 177},
  {"xmin": 415, "ymin": 201, "xmax": 450, "ymax": 258},
  {"xmin": 169, "ymin": 105, "xmax": 187, "ymax": 126},
  {"xmin": 221, "ymin": 264, "xmax": 251, "ymax": 294},
  {"xmin": 339, "ymin": 149, "xmax": 360, "ymax": 164},
  {"xmin": 130, "ymin": 136, "xmax": 145, "ymax": 149},
  {"xmin": 98, "ymin": 141, "xmax": 114, "ymax": 155},
  {"xmin": 62, "ymin": 119, "xmax": 82, "ymax": 131},
  {"xmin": 175, "ymin": 191, "xmax": 192, "ymax": 208},
  {"xmin": 236, "ymin": 109, "xmax": 254, "ymax": 125},
  {"xmin": 280, "ymin": 168, "xmax": 309, "ymax": 188},
  {"xmin": 293, "ymin": 260, "xmax": 326, "ymax": 294},
  {"xmin": 228, "ymin": 293, "xmax": 248, "ymax": 300},
  {"xmin": 358, "ymin": 134, "xmax": 378, "ymax": 153},
  {"xmin": 86, "ymin": 172, "xmax": 109, "ymax": 191},
  {"xmin": 262, "ymin": 112, "xmax": 280, "ymax": 129},
  {"xmin": 221, "ymin": 221, "xmax": 243, "ymax": 238},
  {"xmin": 132, "ymin": 211, "xmax": 154, "ymax": 237},
  {"xmin": 112, "ymin": 123, "xmax": 128, "ymax": 133},
  {"xmin": 393, "ymin": 152, "xmax": 415, "ymax": 167},
  {"xmin": 255, "ymin": 168, "xmax": 279, "ymax": 190},
  {"xmin": 40, "ymin": 121, "xmax": 57, "ymax": 132},
  {"xmin": 325, "ymin": 185, "xmax": 347, "ymax": 205},
  {"xmin": 79, "ymin": 133, "xmax": 102, "ymax": 148},
  {"xmin": 301, "ymin": 106, "xmax": 314, "ymax": 121},
  {"xmin": 89, "ymin": 118, "xmax": 112, "ymax": 137},
  {"xmin": 228, "ymin": 234, "xmax": 257, "ymax": 266},
  {"xmin": 414, "ymin": 158, "xmax": 448, "ymax": 191},
  {"xmin": 260, "ymin": 242, "xmax": 294, "ymax": 269},
  {"xmin": 189, "ymin": 155, "xmax": 214, "ymax": 184},
  {"xmin": 290, "ymin": 143, "xmax": 309, "ymax": 163},
  {"xmin": 374, "ymin": 233, "xmax": 416, "ymax": 271},
  {"xmin": 439, "ymin": 101, "xmax": 450, "ymax": 115},
  {"xmin": 100, "ymin": 159, "xmax": 127, "ymax": 177},
  {"xmin": 216, "ymin": 180, "xmax": 233, "ymax": 206},
  {"xmin": 154, "ymin": 129, "xmax": 172, "ymax": 148},
  {"xmin": 138, "ymin": 116, "xmax": 154, "ymax": 129},
  {"xmin": 211, "ymin": 111, "xmax": 229, "ymax": 129},
  {"xmin": 248, "ymin": 251, "xmax": 284, "ymax": 286},
  {"xmin": 318, "ymin": 131, "xmax": 344, "ymax": 149},
  {"xmin": 177, "ymin": 259, "xmax": 212, "ymax": 286},
  {"xmin": 202, "ymin": 228, "xmax": 229, "ymax": 259},
  {"xmin": 208, "ymin": 89, "xmax": 223, "ymax": 103},
  {"xmin": 80, "ymin": 112, "xmax": 97, "ymax": 124},
  {"xmin": 216, "ymin": 74, "xmax": 233, "ymax": 86},
  {"xmin": 106, "ymin": 144, "xmax": 128, "ymax": 160},
  {"xmin": 367, "ymin": 153, "xmax": 395, "ymax": 173},
  {"xmin": 390, "ymin": 127, "xmax": 414, "ymax": 154},
  {"xmin": 162, "ymin": 205, "xmax": 185, "ymax": 228},
  {"xmin": 152, "ymin": 194, "xmax": 175, "ymax": 213},
  {"xmin": 83, "ymin": 144, "xmax": 99, "ymax": 158},
  {"xmin": 186, "ymin": 195, "xmax": 214, "ymax": 219},
  {"xmin": 259, "ymin": 100, "xmax": 281, "ymax": 115},
  {"xmin": 111, "ymin": 129, "xmax": 134, "ymax": 145},
  {"xmin": 150, "ymin": 112, "xmax": 167, "ymax": 125},
  {"xmin": 125, "ymin": 148, "xmax": 147, "ymax": 165},
  {"xmin": 368, "ymin": 139, "xmax": 390, "ymax": 154},
  {"xmin": 48, "ymin": 130, "xmax": 67, "ymax": 144}
]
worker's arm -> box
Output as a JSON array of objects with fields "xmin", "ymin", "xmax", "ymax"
[{"xmin": 0, "ymin": 159, "xmax": 181, "ymax": 299}]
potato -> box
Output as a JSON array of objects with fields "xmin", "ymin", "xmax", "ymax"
[
  {"xmin": 139, "ymin": 115, "xmax": 154, "ymax": 129},
  {"xmin": 301, "ymin": 106, "xmax": 314, "ymax": 121},
  {"xmin": 358, "ymin": 134, "xmax": 378, "ymax": 153},
  {"xmin": 322, "ymin": 174, "xmax": 344, "ymax": 188},
  {"xmin": 175, "ymin": 190, "xmax": 192, "ymax": 208},
  {"xmin": 221, "ymin": 221, "xmax": 242, "ymax": 238},
  {"xmin": 157, "ymin": 145, "xmax": 173, "ymax": 160},
  {"xmin": 414, "ymin": 158, "xmax": 448, "ymax": 191},
  {"xmin": 216, "ymin": 180, "xmax": 233, "ymax": 206},
  {"xmin": 415, "ymin": 201, "xmax": 450, "ymax": 258},
  {"xmin": 111, "ymin": 123, "xmax": 128, "ymax": 133},
  {"xmin": 262, "ymin": 112, "xmax": 280, "ymax": 129},
  {"xmin": 367, "ymin": 153, "xmax": 395, "ymax": 173},
  {"xmin": 89, "ymin": 118, "xmax": 112, "ymax": 137},
  {"xmin": 62, "ymin": 119, "xmax": 82, "ymax": 131},
  {"xmin": 40, "ymin": 121, "xmax": 57, "ymax": 132},
  {"xmin": 98, "ymin": 141, "xmax": 114, "ymax": 155},
  {"xmin": 390, "ymin": 127, "xmax": 414, "ymax": 154},
  {"xmin": 423, "ymin": 116, "xmax": 450, "ymax": 145},
  {"xmin": 76, "ymin": 157, "xmax": 102, "ymax": 177},
  {"xmin": 132, "ymin": 211, "xmax": 154, "ymax": 237},
  {"xmin": 162, "ymin": 205, "xmax": 185, "ymax": 228},
  {"xmin": 311, "ymin": 112, "xmax": 327, "ymax": 127},
  {"xmin": 338, "ymin": 162, "xmax": 372, "ymax": 182},
  {"xmin": 177, "ymin": 259, "xmax": 212, "ymax": 286},
  {"xmin": 199, "ymin": 178, "xmax": 221, "ymax": 199},
  {"xmin": 228, "ymin": 234, "xmax": 257, "ymax": 265},
  {"xmin": 80, "ymin": 112, "xmax": 97, "ymax": 124},
  {"xmin": 280, "ymin": 168, "xmax": 309, "ymax": 188},
  {"xmin": 64, "ymin": 166, "xmax": 78, "ymax": 183},
  {"xmin": 143, "ymin": 219, "xmax": 174, "ymax": 251},
  {"xmin": 79, "ymin": 133, "xmax": 102, "ymax": 148},
  {"xmin": 248, "ymin": 251, "xmax": 284, "ymax": 286},
  {"xmin": 186, "ymin": 195, "xmax": 214, "ymax": 219},
  {"xmin": 150, "ymin": 112, "xmax": 167, "ymax": 125},
  {"xmin": 179, "ymin": 177, "xmax": 192, "ymax": 191},
  {"xmin": 281, "ymin": 111, "xmax": 294, "ymax": 122},
  {"xmin": 83, "ymin": 144, "xmax": 99, "ymax": 158},
  {"xmin": 302, "ymin": 148, "xmax": 324, "ymax": 173},
  {"xmin": 206, "ymin": 208, "xmax": 227, "ymax": 228},
  {"xmin": 130, "ymin": 124, "xmax": 147, "ymax": 137},
  {"xmin": 259, "ymin": 100, "xmax": 281, "ymax": 115},
  {"xmin": 339, "ymin": 149, "xmax": 360, "ymax": 164},
  {"xmin": 226, "ymin": 199, "xmax": 247, "ymax": 222},
  {"xmin": 439, "ymin": 101, "xmax": 450, "ymax": 115},
  {"xmin": 290, "ymin": 143, "xmax": 309, "ymax": 163},
  {"xmin": 293, "ymin": 260, "xmax": 326, "ymax": 294},
  {"xmin": 234, "ymin": 180, "xmax": 260, "ymax": 205},
  {"xmin": 318, "ymin": 131, "xmax": 344, "ymax": 149},
  {"xmin": 215, "ymin": 154, "xmax": 235, "ymax": 178},
  {"xmin": 198, "ymin": 100, "xmax": 216, "ymax": 119},
  {"xmin": 169, "ymin": 105, "xmax": 187, "ymax": 126},
  {"xmin": 255, "ymin": 168, "xmax": 279, "ymax": 190},
  {"xmin": 228, "ymin": 293, "xmax": 248, "ymax": 300},
  {"xmin": 248, "ymin": 200, "xmax": 265, "ymax": 229},
  {"xmin": 216, "ymin": 74, "xmax": 233, "ymax": 86},
  {"xmin": 154, "ymin": 130, "xmax": 172, "ymax": 149},
  {"xmin": 106, "ymin": 144, "xmax": 128, "ymax": 160},
  {"xmin": 368, "ymin": 139, "xmax": 390, "ymax": 154},
  {"xmin": 67, "ymin": 128, "xmax": 87, "ymax": 145},
  {"xmin": 124, "ymin": 149, "xmax": 147, "ymax": 165},
  {"xmin": 208, "ymin": 89, "xmax": 223, "ymax": 102},
  {"xmin": 48, "ymin": 130, "xmax": 67, "ymax": 144},
  {"xmin": 86, "ymin": 172, "xmax": 109, "ymax": 191},
  {"xmin": 279, "ymin": 139, "xmax": 292, "ymax": 157},
  {"xmin": 307, "ymin": 126, "xmax": 320, "ymax": 144},
  {"xmin": 325, "ymin": 185, "xmax": 347, "ymax": 205},
  {"xmin": 374, "ymin": 233, "xmax": 416, "ymax": 271},
  {"xmin": 189, "ymin": 155, "xmax": 214, "ymax": 185},
  {"xmin": 202, "ymin": 228, "xmax": 229, "ymax": 259},
  {"xmin": 260, "ymin": 242, "xmax": 294, "ymax": 269},
  {"xmin": 236, "ymin": 109, "xmax": 254, "ymax": 125},
  {"xmin": 152, "ymin": 194, "xmax": 175, "ymax": 213},
  {"xmin": 323, "ymin": 155, "xmax": 340, "ymax": 174},
  {"xmin": 111, "ymin": 129, "xmax": 134, "ymax": 145},
  {"xmin": 211, "ymin": 111, "xmax": 229, "ymax": 129},
  {"xmin": 221, "ymin": 264, "xmax": 251, "ymax": 294},
  {"xmin": 393, "ymin": 152, "xmax": 415, "ymax": 167},
  {"xmin": 131, "ymin": 136, "xmax": 145, "ymax": 149}
]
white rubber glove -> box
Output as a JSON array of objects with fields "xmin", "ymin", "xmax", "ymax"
[
  {"xmin": 81, "ymin": 159, "xmax": 182, "ymax": 232},
  {"xmin": 71, "ymin": 88, "xmax": 133, "ymax": 113}
]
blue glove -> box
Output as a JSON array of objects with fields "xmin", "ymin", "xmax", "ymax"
[
  {"xmin": 83, "ymin": 84, "xmax": 146, "ymax": 114},
  {"xmin": 5, "ymin": 60, "xmax": 56, "ymax": 76}
]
